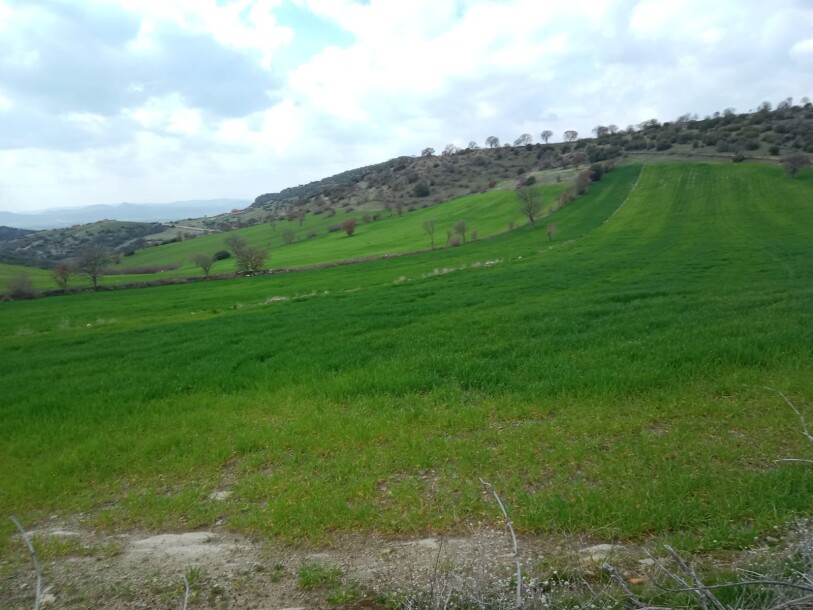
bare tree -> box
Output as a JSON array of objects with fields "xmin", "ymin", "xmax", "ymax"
[
  {"xmin": 517, "ymin": 186, "xmax": 543, "ymax": 225},
  {"xmin": 443, "ymin": 143, "xmax": 459, "ymax": 156},
  {"xmin": 224, "ymin": 235, "xmax": 247, "ymax": 255},
  {"xmin": 546, "ymin": 222, "xmax": 558, "ymax": 241},
  {"xmin": 77, "ymin": 245, "xmax": 111, "ymax": 288},
  {"xmin": 486, "ymin": 136, "xmax": 500, "ymax": 148},
  {"xmin": 514, "ymin": 133, "xmax": 533, "ymax": 146},
  {"xmin": 453, "ymin": 220, "xmax": 467, "ymax": 243},
  {"xmin": 235, "ymin": 247, "xmax": 268, "ymax": 273},
  {"xmin": 192, "ymin": 253, "xmax": 214, "ymax": 278},
  {"xmin": 564, "ymin": 130, "xmax": 578, "ymax": 142},
  {"xmin": 297, "ymin": 210, "xmax": 306, "ymax": 226},
  {"xmin": 52, "ymin": 260, "xmax": 74, "ymax": 291},
  {"xmin": 422, "ymin": 219, "xmax": 437, "ymax": 248},
  {"xmin": 342, "ymin": 218, "xmax": 357, "ymax": 236},
  {"xmin": 540, "ymin": 130, "xmax": 553, "ymax": 143},
  {"xmin": 282, "ymin": 228, "xmax": 296, "ymax": 244}
]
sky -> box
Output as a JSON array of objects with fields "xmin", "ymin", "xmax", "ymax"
[{"xmin": 0, "ymin": 0, "xmax": 812, "ymax": 213}]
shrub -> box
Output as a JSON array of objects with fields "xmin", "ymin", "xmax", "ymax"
[
  {"xmin": 448, "ymin": 235, "xmax": 462, "ymax": 247},
  {"xmin": 524, "ymin": 175, "xmax": 536, "ymax": 186},
  {"xmin": 342, "ymin": 218, "xmax": 357, "ymax": 236},
  {"xmin": 413, "ymin": 182, "xmax": 430, "ymax": 197},
  {"xmin": 307, "ymin": 230, "xmax": 317, "ymax": 239},
  {"xmin": 6, "ymin": 274, "xmax": 39, "ymax": 299},
  {"xmin": 214, "ymin": 250, "xmax": 231, "ymax": 261},
  {"xmin": 327, "ymin": 224, "xmax": 342, "ymax": 233}
]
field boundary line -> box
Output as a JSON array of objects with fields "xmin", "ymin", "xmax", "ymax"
[{"xmin": 600, "ymin": 164, "xmax": 645, "ymax": 228}]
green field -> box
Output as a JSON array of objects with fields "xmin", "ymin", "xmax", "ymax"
[
  {"xmin": 119, "ymin": 184, "xmax": 567, "ymax": 276},
  {"xmin": 1, "ymin": 163, "xmax": 812, "ymax": 555}
]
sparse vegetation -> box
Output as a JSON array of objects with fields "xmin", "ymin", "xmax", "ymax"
[{"xmin": 192, "ymin": 253, "xmax": 215, "ymax": 278}]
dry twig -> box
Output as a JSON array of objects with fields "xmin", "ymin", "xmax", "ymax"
[
  {"xmin": 480, "ymin": 478, "xmax": 522, "ymax": 609},
  {"xmin": 10, "ymin": 516, "xmax": 43, "ymax": 610}
]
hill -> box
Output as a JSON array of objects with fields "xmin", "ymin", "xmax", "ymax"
[
  {"xmin": 246, "ymin": 99, "xmax": 813, "ymax": 215},
  {"xmin": 1, "ymin": 162, "xmax": 812, "ymax": 559},
  {"xmin": 0, "ymin": 220, "xmax": 170, "ymax": 268},
  {"xmin": 0, "ymin": 198, "xmax": 248, "ymax": 230},
  {"xmin": 1, "ymin": 100, "xmax": 810, "ymax": 275}
]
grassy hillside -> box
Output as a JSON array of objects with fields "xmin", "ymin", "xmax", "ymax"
[
  {"xmin": 1, "ymin": 163, "xmax": 812, "ymax": 555},
  {"xmin": 112, "ymin": 183, "xmax": 568, "ymax": 277}
]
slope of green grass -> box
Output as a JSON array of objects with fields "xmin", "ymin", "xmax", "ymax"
[
  {"xmin": 2, "ymin": 163, "xmax": 812, "ymax": 554},
  {"xmin": 0, "ymin": 262, "xmax": 52, "ymax": 291},
  {"xmin": 118, "ymin": 184, "xmax": 567, "ymax": 277}
]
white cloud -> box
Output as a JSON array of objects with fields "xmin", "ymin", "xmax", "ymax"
[{"xmin": 790, "ymin": 38, "xmax": 813, "ymax": 63}]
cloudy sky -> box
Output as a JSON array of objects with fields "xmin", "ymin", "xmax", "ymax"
[{"xmin": 1, "ymin": 0, "xmax": 811, "ymax": 212}]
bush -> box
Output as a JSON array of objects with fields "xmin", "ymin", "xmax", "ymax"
[
  {"xmin": 307, "ymin": 230, "xmax": 317, "ymax": 239},
  {"xmin": 6, "ymin": 274, "xmax": 39, "ymax": 299},
  {"xmin": 413, "ymin": 182, "xmax": 430, "ymax": 197},
  {"xmin": 214, "ymin": 250, "xmax": 231, "ymax": 261},
  {"xmin": 524, "ymin": 175, "xmax": 536, "ymax": 186},
  {"xmin": 327, "ymin": 224, "xmax": 342, "ymax": 233},
  {"xmin": 342, "ymin": 218, "xmax": 357, "ymax": 236}
]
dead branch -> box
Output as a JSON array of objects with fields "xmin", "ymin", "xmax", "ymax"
[
  {"xmin": 182, "ymin": 574, "xmax": 190, "ymax": 610},
  {"xmin": 602, "ymin": 562, "xmax": 673, "ymax": 610},
  {"xmin": 10, "ymin": 516, "xmax": 43, "ymax": 610},
  {"xmin": 664, "ymin": 545, "xmax": 727, "ymax": 610},
  {"xmin": 766, "ymin": 387, "xmax": 813, "ymax": 446},
  {"xmin": 480, "ymin": 479, "xmax": 522, "ymax": 609}
]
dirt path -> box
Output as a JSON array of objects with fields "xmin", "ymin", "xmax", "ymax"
[{"xmin": 0, "ymin": 521, "xmax": 650, "ymax": 609}]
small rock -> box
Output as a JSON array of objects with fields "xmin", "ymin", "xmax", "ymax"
[
  {"xmin": 638, "ymin": 558, "xmax": 655, "ymax": 566},
  {"xmin": 578, "ymin": 543, "xmax": 624, "ymax": 562},
  {"xmin": 766, "ymin": 536, "xmax": 779, "ymax": 543},
  {"xmin": 209, "ymin": 490, "xmax": 232, "ymax": 501}
]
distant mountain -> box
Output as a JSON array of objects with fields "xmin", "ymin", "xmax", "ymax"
[{"xmin": 0, "ymin": 199, "xmax": 249, "ymax": 230}]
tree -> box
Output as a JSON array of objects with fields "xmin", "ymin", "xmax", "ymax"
[
  {"xmin": 540, "ymin": 130, "xmax": 553, "ymax": 143},
  {"xmin": 224, "ymin": 235, "xmax": 248, "ymax": 255},
  {"xmin": 467, "ymin": 141, "xmax": 479, "ymax": 150},
  {"xmin": 342, "ymin": 218, "xmax": 357, "ymax": 236},
  {"xmin": 592, "ymin": 125, "xmax": 609, "ymax": 137},
  {"xmin": 235, "ymin": 247, "xmax": 268, "ymax": 273},
  {"xmin": 77, "ymin": 245, "xmax": 110, "ymax": 288},
  {"xmin": 782, "ymin": 153, "xmax": 811, "ymax": 177},
  {"xmin": 546, "ymin": 223, "xmax": 558, "ymax": 241},
  {"xmin": 564, "ymin": 130, "xmax": 578, "ymax": 142},
  {"xmin": 442, "ymin": 143, "xmax": 459, "ymax": 156},
  {"xmin": 52, "ymin": 260, "xmax": 74, "ymax": 291},
  {"xmin": 453, "ymin": 220, "xmax": 467, "ymax": 243},
  {"xmin": 486, "ymin": 136, "xmax": 500, "ymax": 148},
  {"xmin": 297, "ymin": 210, "xmax": 306, "ymax": 226},
  {"xmin": 422, "ymin": 219, "xmax": 437, "ymax": 248},
  {"xmin": 514, "ymin": 133, "xmax": 532, "ymax": 146},
  {"xmin": 607, "ymin": 124, "xmax": 619, "ymax": 134},
  {"xmin": 192, "ymin": 253, "xmax": 214, "ymax": 278},
  {"xmin": 421, "ymin": 147, "xmax": 435, "ymax": 156},
  {"xmin": 282, "ymin": 228, "xmax": 296, "ymax": 244},
  {"xmin": 517, "ymin": 187, "xmax": 543, "ymax": 225}
]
